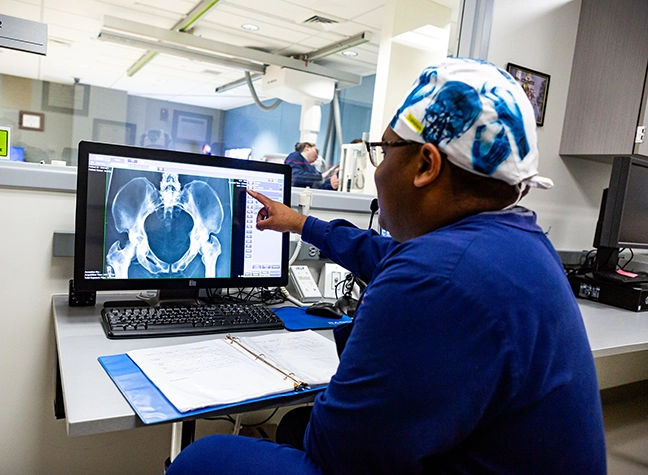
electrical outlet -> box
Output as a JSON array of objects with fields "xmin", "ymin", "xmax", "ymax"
[{"xmin": 297, "ymin": 243, "xmax": 321, "ymax": 260}]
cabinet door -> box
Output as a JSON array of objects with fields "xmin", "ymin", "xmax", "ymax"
[
  {"xmin": 635, "ymin": 73, "xmax": 648, "ymax": 157},
  {"xmin": 560, "ymin": 0, "xmax": 648, "ymax": 158}
]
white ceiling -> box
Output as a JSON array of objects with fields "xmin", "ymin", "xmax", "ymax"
[{"xmin": 1, "ymin": 0, "xmax": 462, "ymax": 110}]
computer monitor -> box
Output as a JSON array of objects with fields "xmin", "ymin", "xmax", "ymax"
[
  {"xmin": 73, "ymin": 141, "xmax": 291, "ymax": 300},
  {"xmin": 593, "ymin": 156, "xmax": 648, "ymax": 271}
]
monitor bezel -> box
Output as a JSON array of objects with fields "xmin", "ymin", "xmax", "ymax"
[
  {"xmin": 595, "ymin": 156, "xmax": 648, "ymax": 251},
  {"xmin": 73, "ymin": 140, "xmax": 292, "ymax": 293}
]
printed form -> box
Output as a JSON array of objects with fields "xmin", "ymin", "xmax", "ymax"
[{"xmin": 127, "ymin": 330, "xmax": 339, "ymax": 413}]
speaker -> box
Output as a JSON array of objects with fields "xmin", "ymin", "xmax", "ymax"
[{"xmin": 68, "ymin": 279, "xmax": 96, "ymax": 307}]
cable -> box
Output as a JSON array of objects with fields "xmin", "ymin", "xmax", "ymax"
[
  {"xmin": 289, "ymin": 240, "xmax": 302, "ymax": 266},
  {"xmin": 289, "ymin": 189, "xmax": 313, "ymax": 265},
  {"xmin": 204, "ymin": 408, "xmax": 279, "ymax": 427},
  {"xmin": 204, "ymin": 287, "xmax": 286, "ymax": 306},
  {"xmin": 245, "ymin": 71, "xmax": 282, "ymax": 111},
  {"xmin": 620, "ymin": 248, "xmax": 634, "ymax": 270},
  {"xmin": 242, "ymin": 408, "xmax": 279, "ymax": 427},
  {"xmin": 279, "ymin": 287, "xmax": 304, "ymax": 307}
]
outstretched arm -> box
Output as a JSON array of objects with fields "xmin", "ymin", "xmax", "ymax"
[{"xmin": 247, "ymin": 189, "xmax": 306, "ymax": 234}]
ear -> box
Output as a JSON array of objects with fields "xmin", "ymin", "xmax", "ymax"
[{"xmin": 412, "ymin": 143, "xmax": 443, "ymax": 188}]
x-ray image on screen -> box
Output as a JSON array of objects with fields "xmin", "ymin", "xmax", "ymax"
[{"xmin": 103, "ymin": 167, "xmax": 233, "ymax": 280}]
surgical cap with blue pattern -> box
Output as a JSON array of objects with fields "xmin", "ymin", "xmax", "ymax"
[{"xmin": 390, "ymin": 58, "xmax": 553, "ymax": 189}]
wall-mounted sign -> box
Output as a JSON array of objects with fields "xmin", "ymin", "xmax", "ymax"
[
  {"xmin": 0, "ymin": 126, "xmax": 11, "ymax": 160},
  {"xmin": 0, "ymin": 14, "xmax": 48, "ymax": 56}
]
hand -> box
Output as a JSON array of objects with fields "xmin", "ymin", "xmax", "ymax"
[
  {"xmin": 321, "ymin": 165, "xmax": 339, "ymax": 179},
  {"xmin": 330, "ymin": 173, "xmax": 339, "ymax": 190},
  {"xmin": 247, "ymin": 189, "xmax": 307, "ymax": 234}
]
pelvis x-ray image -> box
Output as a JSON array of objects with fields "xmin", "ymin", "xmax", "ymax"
[{"xmin": 104, "ymin": 168, "xmax": 232, "ymax": 279}]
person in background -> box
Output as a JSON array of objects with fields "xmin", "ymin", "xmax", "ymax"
[
  {"xmin": 139, "ymin": 129, "xmax": 173, "ymax": 150},
  {"xmin": 167, "ymin": 58, "xmax": 606, "ymax": 474},
  {"xmin": 285, "ymin": 142, "xmax": 339, "ymax": 190}
]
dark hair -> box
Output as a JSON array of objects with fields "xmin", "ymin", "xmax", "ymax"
[
  {"xmin": 295, "ymin": 142, "xmax": 315, "ymax": 153},
  {"xmin": 444, "ymin": 157, "xmax": 519, "ymax": 207}
]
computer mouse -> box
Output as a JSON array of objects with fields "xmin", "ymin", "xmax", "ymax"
[{"xmin": 305, "ymin": 301, "xmax": 344, "ymax": 319}]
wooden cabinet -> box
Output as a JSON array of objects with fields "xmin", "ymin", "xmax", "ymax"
[{"xmin": 560, "ymin": 0, "xmax": 648, "ymax": 160}]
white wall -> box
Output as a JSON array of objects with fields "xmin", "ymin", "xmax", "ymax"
[
  {"xmin": 488, "ymin": 0, "xmax": 611, "ymax": 251},
  {"xmin": 0, "ymin": 186, "xmax": 173, "ymax": 474}
]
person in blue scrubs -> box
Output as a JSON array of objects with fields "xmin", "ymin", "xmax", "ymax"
[
  {"xmin": 285, "ymin": 142, "xmax": 339, "ymax": 190},
  {"xmin": 167, "ymin": 58, "xmax": 606, "ymax": 475}
]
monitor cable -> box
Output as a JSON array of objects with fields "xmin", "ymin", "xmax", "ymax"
[
  {"xmin": 282, "ymin": 189, "xmax": 314, "ymax": 307},
  {"xmin": 333, "ymin": 198, "xmax": 377, "ymax": 317}
]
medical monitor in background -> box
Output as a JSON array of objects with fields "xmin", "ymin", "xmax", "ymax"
[
  {"xmin": 338, "ymin": 143, "xmax": 367, "ymax": 193},
  {"xmin": 224, "ymin": 147, "xmax": 253, "ymax": 160},
  {"xmin": 73, "ymin": 141, "xmax": 291, "ymax": 299},
  {"xmin": 593, "ymin": 156, "xmax": 648, "ymax": 271}
]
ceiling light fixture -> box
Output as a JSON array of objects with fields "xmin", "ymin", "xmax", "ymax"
[
  {"xmin": 100, "ymin": 16, "xmax": 363, "ymax": 85},
  {"xmin": 125, "ymin": 0, "xmax": 222, "ymax": 77},
  {"xmin": 99, "ymin": 31, "xmax": 265, "ymax": 73},
  {"xmin": 341, "ymin": 50, "xmax": 358, "ymax": 57},
  {"xmin": 214, "ymin": 73, "xmax": 263, "ymax": 93},
  {"xmin": 241, "ymin": 24, "xmax": 259, "ymax": 31}
]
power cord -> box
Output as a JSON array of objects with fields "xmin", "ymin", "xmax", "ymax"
[
  {"xmin": 279, "ymin": 287, "xmax": 305, "ymax": 307},
  {"xmin": 284, "ymin": 189, "xmax": 315, "ymax": 302},
  {"xmin": 289, "ymin": 188, "xmax": 313, "ymax": 266}
]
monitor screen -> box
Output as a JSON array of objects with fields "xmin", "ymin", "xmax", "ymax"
[
  {"xmin": 594, "ymin": 156, "xmax": 648, "ymax": 251},
  {"xmin": 74, "ymin": 141, "xmax": 291, "ymax": 293}
]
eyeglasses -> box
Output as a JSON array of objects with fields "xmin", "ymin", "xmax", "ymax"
[{"xmin": 364, "ymin": 140, "xmax": 421, "ymax": 167}]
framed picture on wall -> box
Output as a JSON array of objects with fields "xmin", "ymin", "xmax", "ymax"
[
  {"xmin": 93, "ymin": 119, "xmax": 137, "ymax": 145},
  {"xmin": 41, "ymin": 82, "xmax": 90, "ymax": 116},
  {"xmin": 19, "ymin": 111, "xmax": 45, "ymax": 131},
  {"xmin": 172, "ymin": 110, "xmax": 213, "ymax": 145},
  {"xmin": 506, "ymin": 63, "xmax": 550, "ymax": 126}
]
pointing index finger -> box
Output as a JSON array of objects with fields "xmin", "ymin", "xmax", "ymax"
[{"xmin": 247, "ymin": 189, "xmax": 271, "ymax": 206}]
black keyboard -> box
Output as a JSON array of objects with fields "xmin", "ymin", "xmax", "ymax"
[{"xmin": 101, "ymin": 302, "xmax": 284, "ymax": 339}]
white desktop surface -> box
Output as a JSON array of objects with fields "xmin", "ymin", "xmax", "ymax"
[
  {"xmin": 578, "ymin": 300, "xmax": 648, "ymax": 357},
  {"xmin": 53, "ymin": 294, "xmax": 648, "ymax": 438},
  {"xmin": 52, "ymin": 293, "xmax": 331, "ymax": 437}
]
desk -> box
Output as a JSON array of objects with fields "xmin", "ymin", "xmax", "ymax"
[
  {"xmin": 53, "ymin": 295, "xmax": 648, "ymax": 437},
  {"xmin": 578, "ymin": 299, "xmax": 648, "ymax": 357},
  {"xmin": 52, "ymin": 293, "xmax": 330, "ymax": 439}
]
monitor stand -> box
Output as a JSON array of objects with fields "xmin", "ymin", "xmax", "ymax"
[
  {"xmin": 103, "ymin": 288, "xmax": 201, "ymax": 308},
  {"xmin": 594, "ymin": 246, "xmax": 619, "ymax": 273}
]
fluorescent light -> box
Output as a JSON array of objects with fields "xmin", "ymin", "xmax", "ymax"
[
  {"xmin": 214, "ymin": 73, "xmax": 262, "ymax": 94},
  {"xmin": 392, "ymin": 24, "xmax": 449, "ymax": 51},
  {"xmin": 241, "ymin": 24, "xmax": 259, "ymax": 31},
  {"xmin": 123, "ymin": 0, "xmax": 222, "ymax": 76}
]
